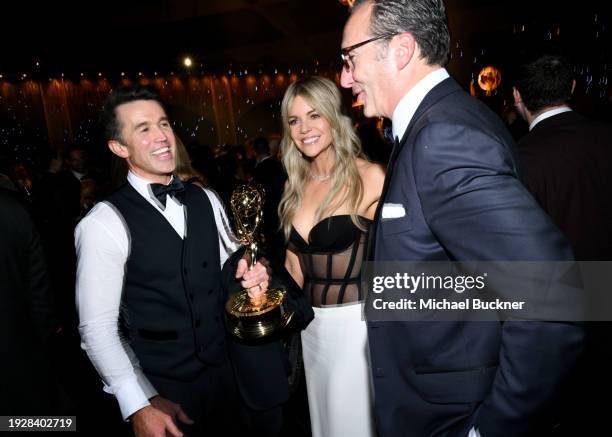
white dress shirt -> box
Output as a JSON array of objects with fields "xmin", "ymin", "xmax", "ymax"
[
  {"xmin": 392, "ymin": 68, "xmax": 450, "ymax": 141},
  {"xmin": 529, "ymin": 106, "xmax": 573, "ymax": 131},
  {"xmin": 75, "ymin": 171, "xmax": 240, "ymax": 420}
]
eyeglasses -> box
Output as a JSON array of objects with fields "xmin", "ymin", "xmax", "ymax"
[{"xmin": 341, "ymin": 33, "xmax": 398, "ymax": 72}]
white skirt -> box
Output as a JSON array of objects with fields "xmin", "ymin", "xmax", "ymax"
[{"xmin": 301, "ymin": 303, "xmax": 376, "ymax": 437}]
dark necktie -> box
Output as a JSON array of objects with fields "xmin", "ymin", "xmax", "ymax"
[
  {"xmin": 150, "ymin": 178, "xmax": 185, "ymax": 209},
  {"xmin": 383, "ymin": 126, "xmax": 395, "ymax": 146}
]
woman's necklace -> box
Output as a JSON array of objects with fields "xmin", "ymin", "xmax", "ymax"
[{"xmin": 308, "ymin": 171, "xmax": 331, "ymax": 182}]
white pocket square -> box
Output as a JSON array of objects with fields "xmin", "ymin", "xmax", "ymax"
[{"xmin": 381, "ymin": 203, "xmax": 406, "ymax": 219}]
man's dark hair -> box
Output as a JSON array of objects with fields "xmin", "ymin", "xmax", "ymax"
[
  {"xmin": 352, "ymin": 0, "xmax": 450, "ymax": 66},
  {"xmin": 514, "ymin": 53, "xmax": 574, "ymax": 113},
  {"xmin": 66, "ymin": 143, "xmax": 86, "ymax": 155},
  {"xmin": 100, "ymin": 85, "xmax": 164, "ymax": 143},
  {"xmin": 252, "ymin": 136, "xmax": 270, "ymax": 156}
]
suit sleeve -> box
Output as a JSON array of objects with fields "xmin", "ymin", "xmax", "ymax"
[{"xmin": 412, "ymin": 122, "xmax": 584, "ymax": 436}]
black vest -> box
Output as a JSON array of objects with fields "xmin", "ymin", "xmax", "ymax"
[{"xmin": 107, "ymin": 183, "xmax": 226, "ymax": 381}]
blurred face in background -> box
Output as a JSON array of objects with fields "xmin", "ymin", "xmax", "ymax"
[{"xmin": 67, "ymin": 149, "xmax": 87, "ymax": 173}]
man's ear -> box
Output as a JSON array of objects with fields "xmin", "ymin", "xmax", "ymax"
[
  {"xmin": 394, "ymin": 33, "xmax": 416, "ymax": 70},
  {"xmin": 571, "ymin": 79, "xmax": 576, "ymax": 96},
  {"xmin": 108, "ymin": 140, "xmax": 129, "ymax": 159},
  {"xmin": 512, "ymin": 87, "xmax": 522, "ymax": 106}
]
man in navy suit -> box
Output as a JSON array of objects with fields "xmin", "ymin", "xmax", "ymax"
[{"xmin": 340, "ymin": 1, "xmax": 584, "ymax": 436}]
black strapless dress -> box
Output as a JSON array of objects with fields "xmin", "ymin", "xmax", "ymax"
[
  {"xmin": 288, "ymin": 215, "xmax": 376, "ymax": 437},
  {"xmin": 289, "ymin": 214, "xmax": 371, "ymax": 307}
]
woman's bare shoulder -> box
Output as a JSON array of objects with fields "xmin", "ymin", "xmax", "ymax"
[{"xmin": 357, "ymin": 158, "xmax": 385, "ymax": 186}]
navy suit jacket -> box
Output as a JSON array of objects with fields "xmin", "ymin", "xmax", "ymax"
[{"xmin": 369, "ymin": 77, "xmax": 584, "ymax": 437}]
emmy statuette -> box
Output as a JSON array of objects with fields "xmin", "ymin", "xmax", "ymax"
[{"xmin": 225, "ymin": 184, "xmax": 293, "ymax": 339}]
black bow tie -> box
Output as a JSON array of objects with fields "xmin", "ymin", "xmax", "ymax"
[{"xmin": 150, "ymin": 178, "xmax": 185, "ymax": 209}]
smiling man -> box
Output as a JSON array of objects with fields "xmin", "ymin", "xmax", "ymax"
[
  {"xmin": 340, "ymin": 1, "xmax": 584, "ymax": 436},
  {"xmin": 75, "ymin": 86, "xmax": 272, "ymax": 437}
]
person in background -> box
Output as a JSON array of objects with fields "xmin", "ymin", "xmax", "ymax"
[
  {"xmin": 513, "ymin": 52, "xmax": 612, "ymax": 260},
  {"xmin": 513, "ymin": 51, "xmax": 612, "ymax": 435},
  {"xmin": 0, "ymin": 189, "xmax": 61, "ymax": 416},
  {"xmin": 252, "ymin": 136, "xmax": 287, "ymax": 265},
  {"xmin": 174, "ymin": 136, "xmax": 206, "ymax": 188}
]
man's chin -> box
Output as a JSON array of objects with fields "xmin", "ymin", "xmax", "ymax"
[
  {"xmin": 362, "ymin": 105, "xmax": 378, "ymax": 118},
  {"xmin": 159, "ymin": 161, "xmax": 176, "ymax": 173}
]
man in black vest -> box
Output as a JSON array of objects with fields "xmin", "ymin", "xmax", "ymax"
[{"xmin": 75, "ymin": 86, "xmax": 279, "ymax": 437}]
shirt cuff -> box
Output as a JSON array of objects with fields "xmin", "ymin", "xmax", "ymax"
[{"xmin": 114, "ymin": 376, "xmax": 158, "ymax": 421}]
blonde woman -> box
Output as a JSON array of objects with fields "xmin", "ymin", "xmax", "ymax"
[
  {"xmin": 279, "ymin": 76, "xmax": 384, "ymax": 437},
  {"xmin": 173, "ymin": 136, "xmax": 207, "ymax": 187}
]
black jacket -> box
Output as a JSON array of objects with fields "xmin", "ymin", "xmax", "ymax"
[{"xmin": 222, "ymin": 246, "xmax": 313, "ymax": 410}]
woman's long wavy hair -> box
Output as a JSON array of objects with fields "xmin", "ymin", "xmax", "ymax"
[
  {"xmin": 278, "ymin": 76, "xmax": 365, "ymax": 241},
  {"xmin": 174, "ymin": 136, "xmax": 206, "ymax": 186}
]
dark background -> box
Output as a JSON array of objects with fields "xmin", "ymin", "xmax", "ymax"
[{"xmin": 2, "ymin": 0, "xmax": 609, "ymax": 76}]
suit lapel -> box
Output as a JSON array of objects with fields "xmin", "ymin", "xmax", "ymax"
[
  {"xmin": 396, "ymin": 78, "xmax": 461, "ymax": 158},
  {"xmin": 368, "ymin": 77, "xmax": 462, "ymax": 260}
]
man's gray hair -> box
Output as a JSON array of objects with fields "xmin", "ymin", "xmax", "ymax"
[{"xmin": 352, "ymin": 0, "xmax": 450, "ymax": 66}]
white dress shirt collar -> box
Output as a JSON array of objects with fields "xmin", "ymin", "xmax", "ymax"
[
  {"xmin": 127, "ymin": 171, "xmax": 175, "ymax": 208},
  {"xmin": 256, "ymin": 155, "xmax": 271, "ymax": 165},
  {"xmin": 71, "ymin": 169, "xmax": 85, "ymax": 180},
  {"xmin": 529, "ymin": 106, "xmax": 573, "ymax": 131},
  {"xmin": 392, "ymin": 68, "xmax": 450, "ymax": 141},
  {"xmin": 126, "ymin": 170, "xmax": 185, "ymax": 237}
]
